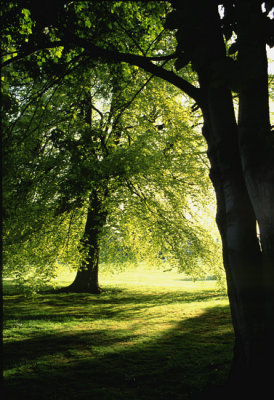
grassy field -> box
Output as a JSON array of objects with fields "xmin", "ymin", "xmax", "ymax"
[{"xmin": 3, "ymin": 266, "xmax": 234, "ymax": 400}]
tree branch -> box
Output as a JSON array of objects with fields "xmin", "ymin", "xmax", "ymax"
[
  {"xmin": 2, "ymin": 21, "xmax": 202, "ymax": 105},
  {"xmin": 61, "ymin": 31, "xmax": 202, "ymax": 104},
  {"xmin": 2, "ymin": 29, "xmax": 202, "ymax": 105},
  {"xmin": 1, "ymin": 40, "xmax": 66, "ymax": 67}
]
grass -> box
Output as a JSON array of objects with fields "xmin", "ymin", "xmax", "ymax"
[{"xmin": 3, "ymin": 266, "xmax": 234, "ymax": 400}]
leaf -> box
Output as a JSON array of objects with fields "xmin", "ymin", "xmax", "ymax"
[
  {"xmin": 21, "ymin": 8, "xmax": 31, "ymax": 18},
  {"xmin": 85, "ymin": 18, "xmax": 92, "ymax": 28}
]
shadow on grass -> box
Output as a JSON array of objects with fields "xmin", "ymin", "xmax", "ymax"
[
  {"xmin": 4, "ymin": 287, "xmax": 227, "ymax": 323},
  {"xmin": 3, "ymin": 289, "xmax": 233, "ymax": 400}
]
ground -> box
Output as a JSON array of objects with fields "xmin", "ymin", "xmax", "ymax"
[{"xmin": 3, "ymin": 265, "xmax": 234, "ymax": 400}]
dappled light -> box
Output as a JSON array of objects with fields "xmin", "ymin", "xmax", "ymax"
[{"xmin": 4, "ymin": 271, "xmax": 233, "ymax": 400}]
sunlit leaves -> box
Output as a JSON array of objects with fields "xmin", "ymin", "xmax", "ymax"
[
  {"xmin": 2, "ymin": 1, "xmax": 224, "ymax": 291},
  {"xmin": 20, "ymin": 8, "xmax": 34, "ymax": 36},
  {"xmin": 3, "ymin": 57, "xmax": 222, "ymax": 289}
]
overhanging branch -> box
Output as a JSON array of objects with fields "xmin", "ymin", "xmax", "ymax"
[
  {"xmin": 1, "ymin": 40, "xmax": 66, "ymax": 67},
  {"xmin": 61, "ymin": 31, "xmax": 202, "ymax": 104},
  {"xmin": 2, "ymin": 29, "xmax": 202, "ymax": 105}
]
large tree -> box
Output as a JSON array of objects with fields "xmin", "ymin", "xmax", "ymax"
[
  {"xmin": 2, "ymin": 54, "xmax": 217, "ymax": 293},
  {"xmin": 2, "ymin": 0, "xmax": 274, "ymax": 395}
]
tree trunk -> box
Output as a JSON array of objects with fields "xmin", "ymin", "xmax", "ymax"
[
  {"xmin": 201, "ymin": 98, "xmax": 264, "ymax": 393},
  {"xmin": 191, "ymin": 2, "xmax": 267, "ymax": 391},
  {"xmin": 65, "ymin": 190, "xmax": 107, "ymax": 294},
  {"xmin": 68, "ymin": 254, "xmax": 101, "ymax": 294},
  {"xmin": 236, "ymin": 1, "xmax": 274, "ymax": 386}
]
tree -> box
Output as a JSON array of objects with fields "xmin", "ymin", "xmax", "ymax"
[
  {"xmin": 1, "ymin": 65, "xmax": 87, "ymax": 292},
  {"xmin": 164, "ymin": 2, "xmax": 274, "ymax": 394},
  {"xmin": 2, "ymin": 55, "xmax": 218, "ymax": 293},
  {"xmin": 2, "ymin": 0, "xmax": 274, "ymax": 394}
]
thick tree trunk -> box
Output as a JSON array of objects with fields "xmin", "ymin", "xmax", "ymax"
[
  {"xmin": 187, "ymin": 2, "xmax": 266, "ymax": 389},
  {"xmin": 236, "ymin": 1, "xmax": 274, "ymax": 385},
  {"xmin": 68, "ymin": 255, "xmax": 101, "ymax": 294},
  {"xmin": 201, "ymin": 99, "xmax": 264, "ymax": 392},
  {"xmin": 65, "ymin": 190, "xmax": 107, "ymax": 294}
]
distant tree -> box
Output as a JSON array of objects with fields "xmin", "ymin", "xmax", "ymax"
[{"xmin": 2, "ymin": 58, "xmax": 219, "ymax": 293}]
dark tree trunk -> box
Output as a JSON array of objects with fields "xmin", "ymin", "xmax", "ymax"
[
  {"xmin": 64, "ymin": 190, "xmax": 107, "ymax": 294},
  {"xmin": 189, "ymin": 2, "xmax": 269, "ymax": 393},
  {"xmin": 68, "ymin": 254, "xmax": 101, "ymax": 294},
  {"xmin": 201, "ymin": 98, "xmax": 264, "ymax": 393},
  {"xmin": 235, "ymin": 1, "xmax": 274, "ymax": 386}
]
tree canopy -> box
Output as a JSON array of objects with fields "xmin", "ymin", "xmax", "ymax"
[{"xmin": 2, "ymin": 42, "xmax": 221, "ymax": 291}]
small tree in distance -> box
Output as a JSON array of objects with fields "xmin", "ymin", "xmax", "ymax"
[{"xmin": 2, "ymin": 59, "xmax": 220, "ymax": 293}]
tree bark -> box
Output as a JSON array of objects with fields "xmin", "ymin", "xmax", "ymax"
[
  {"xmin": 192, "ymin": 2, "xmax": 267, "ymax": 391},
  {"xmin": 201, "ymin": 99, "xmax": 264, "ymax": 391},
  {"xmin": 64, "ymin": 190, "xmax": 107, "ymax": 294},
  {"xmin": 236, "ymin": 1, "xmax": 274, "ymax": 385}
]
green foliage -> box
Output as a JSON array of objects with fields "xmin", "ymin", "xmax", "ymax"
[
  {"xmin": 2, "ymin": 58, "xmax": 222, "ymax": 289},
  {"xmin": 3, "ymin": 208, "xmax": 86, "ymax": 294},
  {"xmin": 2, "ymin": 1, "xmax": 224, "ymax": 291},
  {"xmin": 97, "ymin": 76, "xmax": 223, "ymax": 280}
]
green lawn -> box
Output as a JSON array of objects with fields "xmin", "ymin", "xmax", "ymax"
[{"xmin": 3, "ymin": 266, "xmax": 234, "ymax": 400}]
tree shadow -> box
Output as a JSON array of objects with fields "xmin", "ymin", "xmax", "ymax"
[
  {"xmin": 4, "ymin": 287, "xmax": 227, "ymax": 322},
  {"xmin": 3, "ymin": 291, "xmax": 233, "ymax": 400}
]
